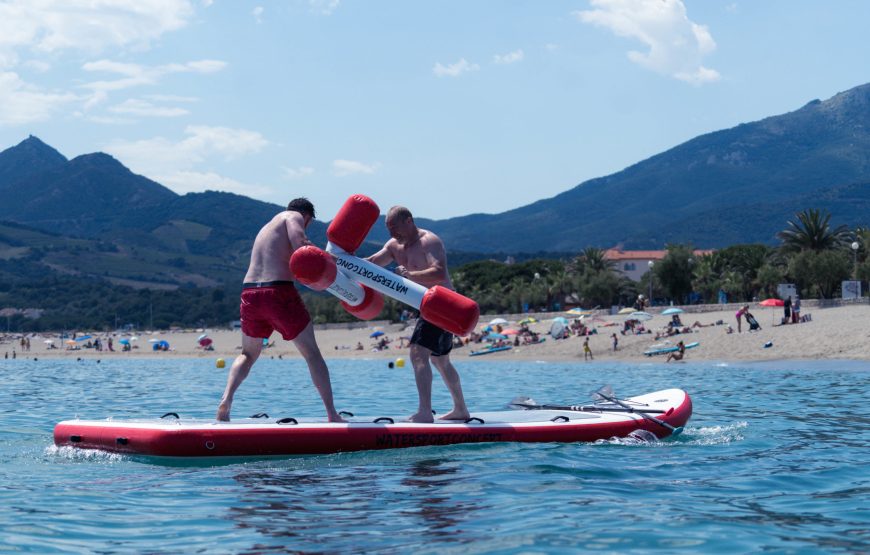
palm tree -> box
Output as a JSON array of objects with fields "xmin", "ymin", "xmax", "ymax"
[
  {"xmin": 574, "ymin": 247, "xmax": 615, "ymax": 274},
  {"xmin": 776, "ymin": 208, "xmax": 851, "ymax": 253}
]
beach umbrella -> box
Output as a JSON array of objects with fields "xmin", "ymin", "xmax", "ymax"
[
  {"xmin": 489, "ymin": 317, "xmax": 509, "ymax": 325},
  {"xmin": 661, "ymin": 308, "xmax": 684, "ymax": 316},
  {"xmin": 118, "ymin": 338, "xmax": 130, "ymax": 345},
  {"xmin": 760, "ymin": 298, "xmax": 784, "ymax": 325},
  {"xmin": 198, "ymin": 337, "xmax": 213, "ymax": 347},
  {"xmin": 627, "ymin": 312, "xmax": 653, "ymax": 322},
  {"xmin": 148, "ymin": 338, "xmax": 160, "ymax": 343},
  {"xmin": 502, "ymin": 329, "xmax": 519, "ymax": 335},
  {"xmin": 617, "ymin": 307, "xmax": 635, "ymax": 315},
  {"xmin": 565, "ymin": 308, "xmax": 592, "ymax": 316},
  {"xmin": 518, "ymin": 317, "xmax": 537, "ymax": 325},
  {"xmin": 370, "ymin": 330, "xmax": 385, "ymax": 338},
  {"xmin": 43, "ymin": 339, "xmax": 54, "ymax": 344},
  {"xmin": 197, "ymin": 333, "xmax": 209, "ymax": 341},
  {"xmin": 65, "ymin": 340, "xmax": 76, "ymax": 345},
  {"xmin": 75, "ymin": 334, "xmax": 92, "ymax": 342},
  {"xmin": 130, "ymin": 336, "xmax": 138, "ymax": 341}
]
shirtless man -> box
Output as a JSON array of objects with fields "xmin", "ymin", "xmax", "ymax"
[
  {"xmin": 367, "ymin": 206, "xmax": 470, "ymax": 423},
  {"xmin": 216, "ymin": 198, "xmax": 344, "ymax": 423}
]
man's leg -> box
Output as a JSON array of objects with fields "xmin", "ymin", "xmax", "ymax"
[
  {"xmin": 292, "ymin": 322, "xmax": 345, "ymax": 423},
  {"xmin": 431, "ymin": 353, "xmax": 470, "ymax": 421},
  {"xmin": 216, "ymin": 333, "xmax": 263, "ymax": 421},
  {"xmin": 407, "ymin": 343, "xmax": 435, "ymax": 423}
]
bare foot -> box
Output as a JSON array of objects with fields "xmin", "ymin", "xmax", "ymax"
[
  {"xmin": 327, "ymin": 413, "xmax": 347, "ymax": 423},
  {"xmin": 216, "ymin": 403, "xmax": 231, "ymax": 422},
  {"xmin": 406, "ymin": 411, "xmax": 435, "ymax": 423},
  {"xmin": 438, "ymin": 409, "xmax": 470, "ymax": 421}
]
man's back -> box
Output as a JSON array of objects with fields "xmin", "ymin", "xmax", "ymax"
[{"xmin": 244, "ymin": 212, "xmax": 304, "ymax": 283}]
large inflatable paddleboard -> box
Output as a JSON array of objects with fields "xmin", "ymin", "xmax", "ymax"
[
  {"xmin": 54, "ymin": 389, "xmax": 691, "ymax": 458},
  {"xmin": 644, "ymin": 341, "xmax": 699, "ymax": 357}
]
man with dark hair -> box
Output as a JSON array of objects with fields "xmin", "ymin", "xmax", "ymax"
[
  {"xmin": 367, "ymin": 206, "xmax": 470, "ymax": 423},
  {"xmin": 216, "ymin": 197, "xmax": 344, "ymax": 422}
]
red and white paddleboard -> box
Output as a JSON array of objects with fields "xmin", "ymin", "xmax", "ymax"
[{"xmin": 54, "ymin": 389, "xmax": 692, "ymax": 458}]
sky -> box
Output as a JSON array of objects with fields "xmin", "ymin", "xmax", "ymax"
[{"xmin": 1, "ymin": 0, "xmax": 869, "ymax": 221}]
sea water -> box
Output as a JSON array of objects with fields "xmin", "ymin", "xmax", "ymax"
[{"xmin": 1, "ymin": 356, "xmax": 868, "ymax": 553}]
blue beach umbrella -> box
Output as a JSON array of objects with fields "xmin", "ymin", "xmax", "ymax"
[
  {"xmin": 75, "ymin": 334, "xmax": 92, "ymax": 342},
  {"xmin": 118, "ymin": 338, "xmax": 130, "ymax": 345},
  {"xmin": 370, "ymin": 330, "xmax": 385, "ymax": 338},
  {"xmin": 662, "ymin": 308, "xmax": 684, "ymax": 316}
]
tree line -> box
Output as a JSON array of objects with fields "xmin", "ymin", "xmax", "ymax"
[{"xmin": 1, "ymin": 209, "xmax": 866, "ymax": 332}]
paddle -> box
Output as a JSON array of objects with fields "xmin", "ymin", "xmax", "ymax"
[
  {"xmin": 509, "ymin": 395, "xmax": 667, "ymax": 415},
  {"xmin": 592, "ymin": 385, "xmax": 683, "ymax": 436}
]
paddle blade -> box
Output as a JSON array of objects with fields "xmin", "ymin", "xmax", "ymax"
[
  {"xmin": 508, "ymin": 396, "xmax": 538, "ymax": 409},
  {"xmin": 592, "ymin": 384, "xmax": 615, "ymax": 401},
  {"xmin": 670, "ymin": 426, "xmax": 684, "ymax": 437}
]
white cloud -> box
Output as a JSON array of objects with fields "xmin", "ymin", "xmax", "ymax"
[
  {"xmin": 332, "ymin": 159, "xmax": 380, "ymax": 177},
  {"xmin": 159, "ymin": 171, "xmax": 274, "ymax": 197},
  {"xmin": 253, "ymin": 6, "xmax": 264, "ymax": 23},
  {"xmin": 309, "ymin": 0, "xmax": 340, "ymax": 15},
  {"xmin": 21, "ymin": 60, "xmax": 51, "ymax": 72},
  {"xmin": 494, "ymin": 49, "xmax": 524, "ymax": 65},
  {"xmin": 574, "ymin": 0, "xmax": 720, "ymax": 85},
  {"xmin": 0, "ymin": 0, "xmax": 195, "ymax": 69},
  {"xmin": 81, "ymin": 59, "xmax": 226, "ymax": 93},
  {"xmin": 432, "ymin": 58, "xmax": 480, "ymax": 78},
  {"xmin": 0, "ymin": 71, "xmax": 78, "ymax": 124},
  {"xmin": 104, "ymin": 126, "xmax": 271, "ymax": 195},
  {"xmin": 108, "ymin": 98, "xmax": 189, "ymax": 117},
  {"xmin": 283, "ymin": 166, "xmax": 315, "ymax": 180}
]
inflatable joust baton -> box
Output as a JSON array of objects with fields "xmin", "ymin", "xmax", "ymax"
[{"xmin": 290, "ymin": 195, "xmax": 480, "ymax": 336}]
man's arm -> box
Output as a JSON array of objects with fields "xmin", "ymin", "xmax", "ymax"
[
  {"xmin": 366, "ymin": 242, "xmax": 395, "ymax": 267},
  {"xmin": 284, "ymin": 213, "xmax": 313, "ymax": 251}
]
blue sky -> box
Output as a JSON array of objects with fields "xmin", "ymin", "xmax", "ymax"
[{"xmin": 1, "ymin": 0, "xmax": 868, "ymax": 220}]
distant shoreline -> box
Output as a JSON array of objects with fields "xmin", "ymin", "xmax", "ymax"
[{"xmin": 4, "ymin": 302, "xmax": 869, "ymax": 363}]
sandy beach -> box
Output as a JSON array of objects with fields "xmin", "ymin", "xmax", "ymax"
[{"xmin": 5, "ymin": 301, "xmax": 869, "ymax": 364}]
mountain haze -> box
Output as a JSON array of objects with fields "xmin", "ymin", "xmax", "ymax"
[{"xmin": 1, "ymin": 83, "xmax": 870, "ymax": 289}]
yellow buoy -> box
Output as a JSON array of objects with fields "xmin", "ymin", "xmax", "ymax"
[
  {"xmin": 395, "ymin": 357, "xmax": 405, "ymax": 368},
  {"xmin": 216, "ymin": 358, "xmax": 226, "ymax": 369}
]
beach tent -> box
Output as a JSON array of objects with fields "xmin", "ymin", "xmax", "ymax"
[{"xmin": 549, "ymin": 318, "xmax": 569, "ymax": 339}]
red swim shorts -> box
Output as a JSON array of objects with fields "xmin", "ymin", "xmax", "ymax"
[{"xmin": 240, "ymin": 284, "xmax": 311, "ymax": 341}]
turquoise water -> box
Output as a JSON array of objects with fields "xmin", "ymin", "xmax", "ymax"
[{"xmin": 1, "ymin": 356, "xmax": 868, "ymax": 553}]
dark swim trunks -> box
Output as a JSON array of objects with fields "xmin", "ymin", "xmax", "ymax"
[
  {"xmin": 410, "ymin": 318, "xmax": 454, "ymax": 356},
  {"xmin": 240, "ymin": 283, "xmax": 310, "ymax": 340}
]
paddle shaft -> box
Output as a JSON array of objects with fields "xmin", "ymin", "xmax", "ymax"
[
  {"xmin": 594, "ymin": 390, "xmax": 681, "ymax": 435},
  {"xmin": 512, "ymin": 402, "xmax": 664, "ymax": 414}
]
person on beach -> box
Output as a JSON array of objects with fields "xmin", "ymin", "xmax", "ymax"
[
  {"xmin": 611, "ymin": 333, "xmax": 618, "ymax": 352},
  {"xmin": 216, "ymin": 198, "xmax": 345, "ymax": 423},
  {"xmin": 792, "ymin": 296, "xmax": 801, "ymax": 323},
  {"xmin": 735, "ymin": 305, "xmax": 748, "ymax": 333},
  {"xmin": 367, "ymin": 206, "xmax": 470, "ymax": 423},
  {"xmin": 583, "ymin": 337, "xmax": 593, "ymax": 361},
  {"xmin": 666, "ymin": 340, "xmax": 686, "ymax": 362},
  {"xmin": 784, "ymin": 296, "xmax": 792, "ymax": 325}
]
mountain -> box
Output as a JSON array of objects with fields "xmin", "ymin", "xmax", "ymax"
[
  {"xmin": 2, "ymin": 83, "xmax": 870, "ymax": 289},
  {"xmin": 424, "ymin": 83, "xmax": 870, "ymax": 250},
  {"xmin": 0, "ymin": 136, "xmax": 67, "ymax": 188}
]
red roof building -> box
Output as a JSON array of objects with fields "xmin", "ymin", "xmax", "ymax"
[{"xmin": 603, "ymin": 248, "xmax": 714, "ymax": 282}]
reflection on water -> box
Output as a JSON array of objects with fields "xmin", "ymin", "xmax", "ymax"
[{"xmin": 228, "ymin": 456, "xmax": 486, "ymax": 552}]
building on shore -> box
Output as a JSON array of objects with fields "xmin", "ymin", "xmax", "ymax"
[{"xmin": 604, "ymin": 248, "xmax": 714, "ymax": 282}]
